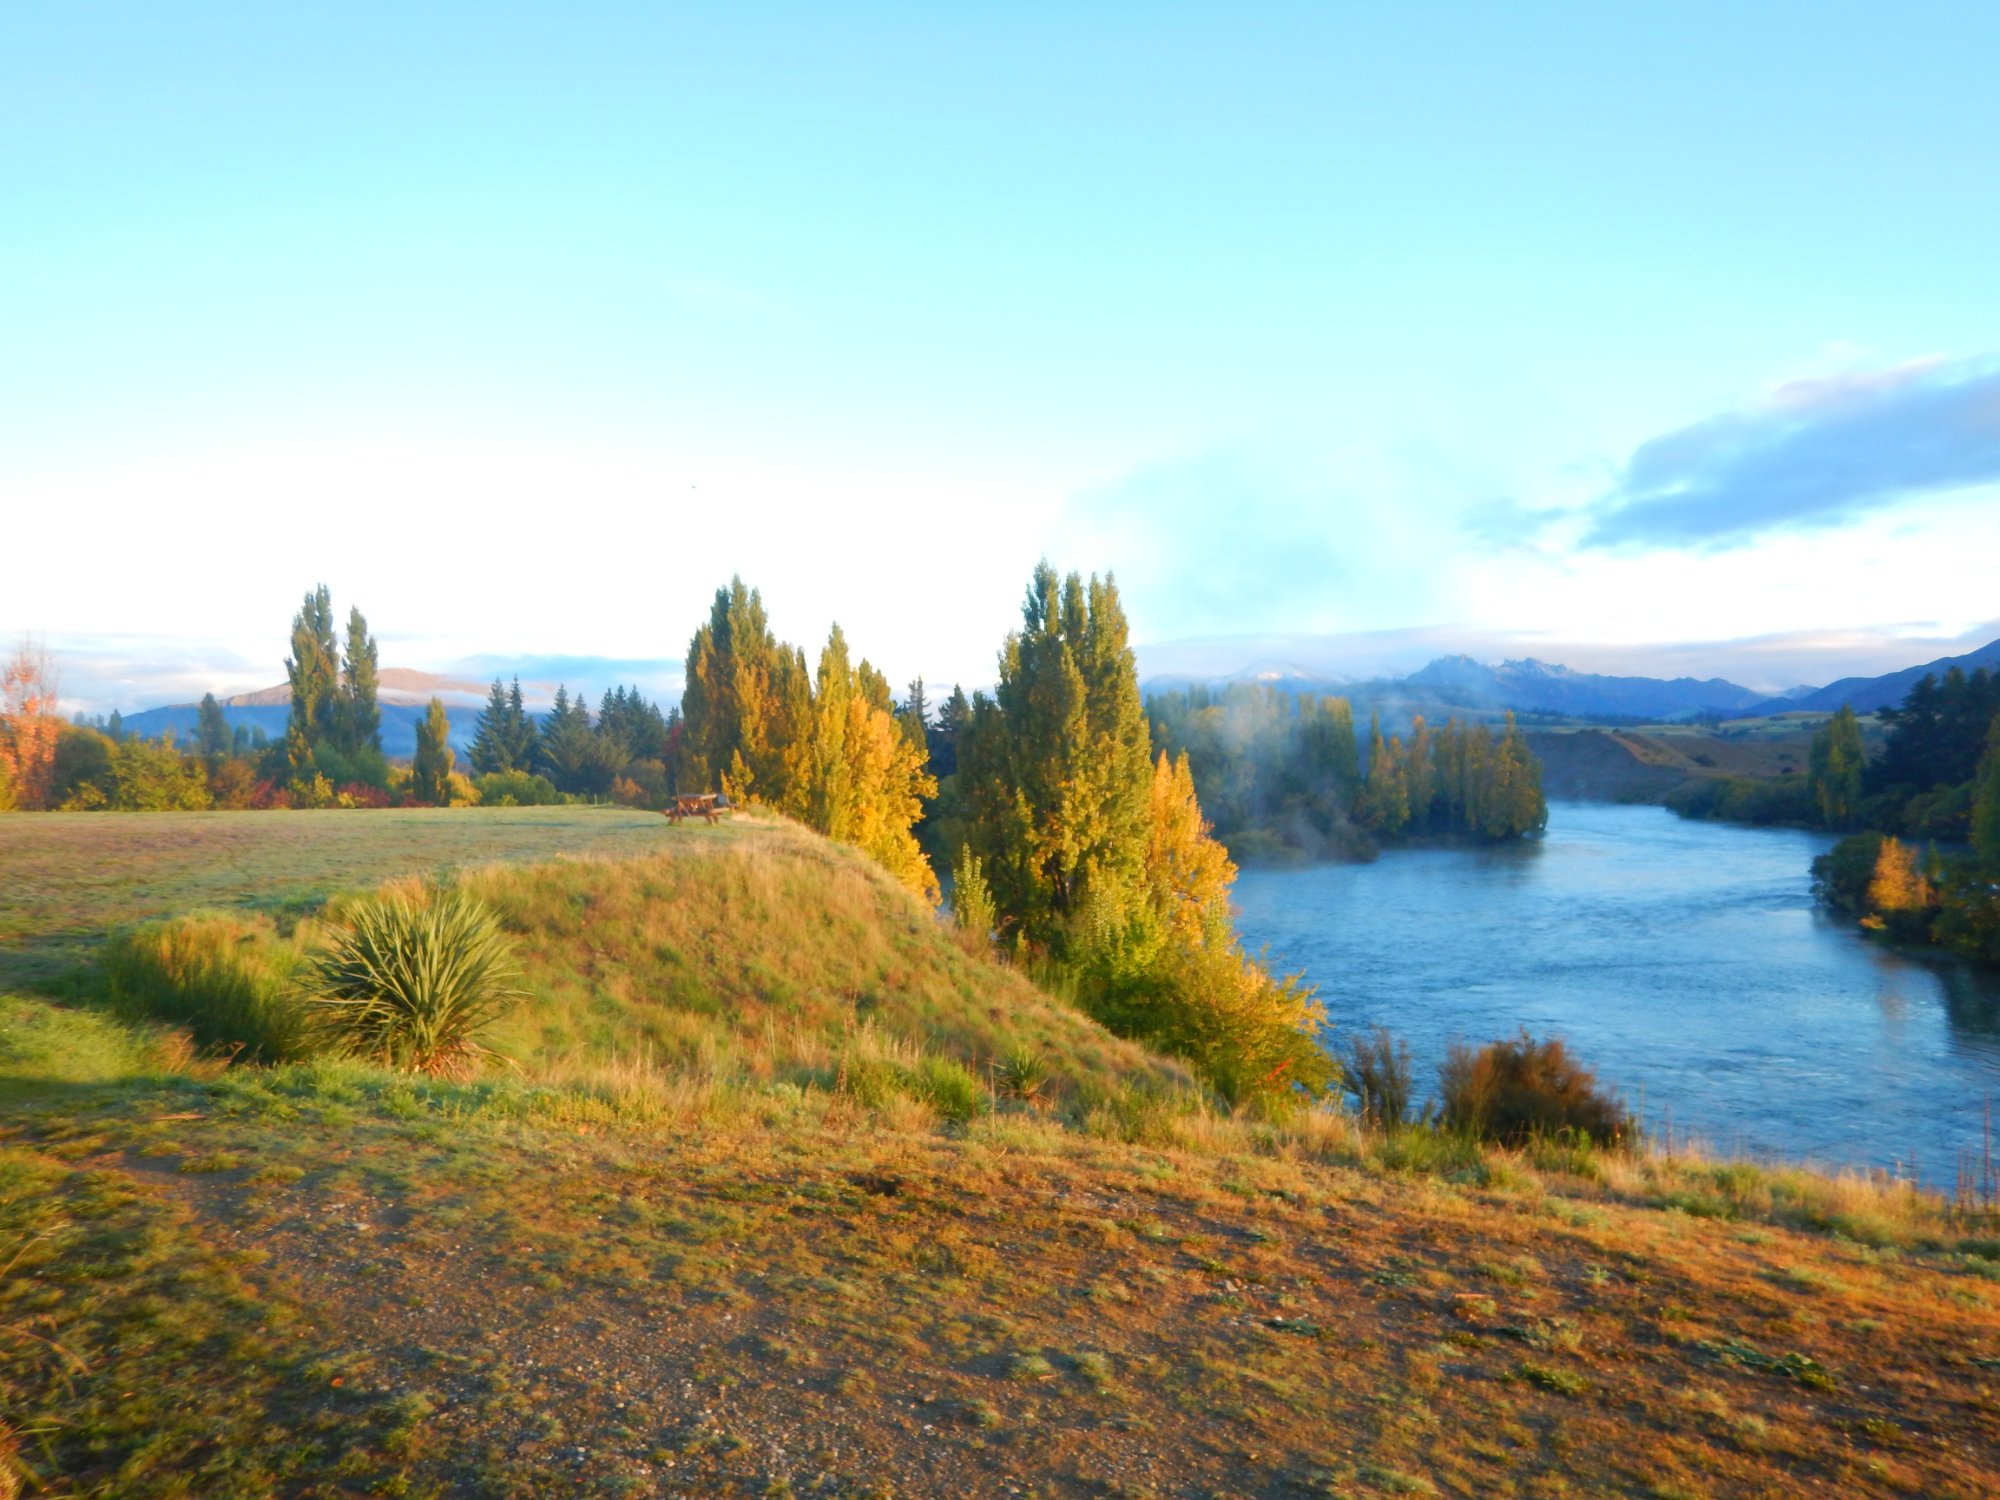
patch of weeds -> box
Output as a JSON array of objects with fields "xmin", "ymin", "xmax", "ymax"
[
  {"xmin": 247, "ymin": 1162, "xmax": 306, "ymax": 1185},
  {"xmin": 1696, "ymin": 1338, "xmax": 1836, "ymax": 1391},
  {"xmin": 1358, "ymin": 1463, "xmax": 1437, "ymax": 1495},
  {"xmin": 1072, "ymin": 1350, "xmax": 1115, "ymax": 1388},
  {"xmin": 1009, "ymin": 1352, "xmax": 1058, "ymax": 1382},
  {"xmin": 1514, "ymin": 1360, "xmax": 1587, "ymax": 1396},
  {"xmin": 176, "ymin": 1151, "xmax": 245, "ymax": 1174}
]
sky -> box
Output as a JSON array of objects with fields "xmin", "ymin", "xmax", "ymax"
[{"xmin": 5, "ymin": 3, "xmax": 1999, "ymax": 712}]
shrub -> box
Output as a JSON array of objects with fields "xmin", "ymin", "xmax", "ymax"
[
  {"xmin": 997, "ymin": 1044, "xmax": 1051, "ymax": 1102},
  {"xmin": 302, "ymin": 888, "xmax": 525, "ymax": 1078},
  {"xmin": 98, "ymin": 915, "xmax": 313, "ymax": 1063},
  {"xmin": 1439, "ymin": 1032, "xmax": 1634, "ymax": 1148},
  {"xmin": 1345, "ymin": 1027, "xmax": 1413, "ymax": 1127},
  {"xmin": 914, "ymin": 1056, "xmax": 986, "ymax": 1122},
  {"xmin": 473, "ymin": 770, "xmax": 566, "ymax": 807}
]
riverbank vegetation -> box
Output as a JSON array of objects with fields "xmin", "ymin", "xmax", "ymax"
[
  {"xmin": 1145, "ymin": 683, "xmax": 1547, "ymax": 863},
  {"xmin": 5, "ymin": 807, "xmax": 2000, "ymax": 1495}
]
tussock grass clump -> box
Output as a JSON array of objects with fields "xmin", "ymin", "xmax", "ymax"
[
  {"xmin": 303, "ymin": 887, "xmax": 525, "ymax": 1079},
  {"xmin": 97, "ymin": 914, "xmax": 313, "ymax": 1063}
]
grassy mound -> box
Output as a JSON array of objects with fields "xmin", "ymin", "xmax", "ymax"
[{"xmin": 458, "ymin": 818, "xmax": 1188, "ymax": 1108}]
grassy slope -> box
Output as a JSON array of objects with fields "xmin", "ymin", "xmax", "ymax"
[{"xmin": 3, "ymin": 809, "xmax": 2000, "ymax": 1498}]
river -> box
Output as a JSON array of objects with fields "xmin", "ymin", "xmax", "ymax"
[{"xmin": 1232, "ymin": 801, "xmax": 2000, "ymax": 1187}]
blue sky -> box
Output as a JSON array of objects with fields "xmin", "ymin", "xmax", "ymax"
[{"xmin": 6, "ymin": 4, "xmax": 1999, "ymax": 710}]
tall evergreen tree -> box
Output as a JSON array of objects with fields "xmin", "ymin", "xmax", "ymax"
[
  {"xmin": 535, "ymin": 686, "xmax": 596, "ymax": 792},
  {"xmin": 469, "ymin": 679, "xmax": 516, "ymax": 774},
  {"xmin": 283, "ymin": 584, "xmax": 339, "ymax": 781},
  {"xmin": 411, "ymin": 697, "xmax": 454, "ymax": 806}
]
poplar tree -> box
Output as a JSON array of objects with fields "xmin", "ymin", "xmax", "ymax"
[
  {"xmin": 411, "ymin": 698, "xmax": 454, "ymax": 805},
  {"xmin": 679, "ymin": 578, "xmax": 811, "ymax": 803},
  {"xmin": 1808, "ymin": 704, "xmax": 1866, "ymax": 829},
  {"xmin": 196, "ymin": 693, "xmax": 231, "ymax": 768},
  {"xmin": 1972, "ymin": 713, "xmax": 2000, "ymax": 871},
  {"xmin": 283, "ymin": 585, "xmax": 339, "ymax": 782},
  {"xmin": 335, "ymin": 606, "xmax": 382, "ymax": 757}
]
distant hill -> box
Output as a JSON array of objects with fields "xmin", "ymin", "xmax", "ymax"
[
  {"xmin": 1145, "ymin": 653, "xmax": 1770, "ymax": 724},
  {"xmin": 1751, "ymin": 635, "xmax": 2000, "ymax": 715},
  {"xmin": 1401, "ymin": 656, "xmax": 1768, "ymax": 720}
]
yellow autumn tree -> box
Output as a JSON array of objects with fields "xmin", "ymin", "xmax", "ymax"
[{"xmin": 1863, "ymin": 835, "xmax": 1937, "ymax": 936}]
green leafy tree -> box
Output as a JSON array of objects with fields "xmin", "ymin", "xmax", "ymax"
[
  {"xmin": 1807, "ymin": 704, "xmax": 1866, "ymax": 829},
  {"xmin": 1973, "ymin": 712, "xmax": 2000, "ymax": 870},
  {"xmin": 334, "ymin": 606, "xmax": 381, "ymax": 757},
  {"xmin": 411, "ymin": 698, "xmax": 454, "ymax": 806},
  {"xmin": 282, "ymin": 584, "xmax": 339, "ymax": 782},
  {"xmin": 679, "ymin": 578, "xmax": 812, "ymax": 803},
  {"xmin": 195, "ymin": 692, "xmax": 231, "ymax": 767},
  {"xmin": 959, "ymin": 564, "xmax": 1150, "ymax": 955}
]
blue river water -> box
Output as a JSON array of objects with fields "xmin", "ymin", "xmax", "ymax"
[{"xmin": 1231, "ymin": 801, "xmax": 2000, "ymax": 1186}]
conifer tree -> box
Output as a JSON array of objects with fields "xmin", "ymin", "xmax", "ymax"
[
  {"xmin": 536, "ymin": 686, "xmax": 597, "ymax": 792},
  {"xmin": 1356, "ymin": 715, "xmax": 1410, "ymax": 835},
  {"xmin": 469, "ymin": 679, "xmax": 516, "ymax": 774},
  {"xmin": 505, "ymin": 678, "xmax": 536, "ymax": 769},
  {"xmin": 898, "ymin": 677, "xmax": 930, "ymax": 755},
  {"xmin": 411, "ymin": 697, "xmax": 454, "ymax": 805}
]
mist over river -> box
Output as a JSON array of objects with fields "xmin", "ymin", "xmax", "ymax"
[{"xmin": 1232, "ymin": 801, "xmax": 2000, "ymax": 1187}]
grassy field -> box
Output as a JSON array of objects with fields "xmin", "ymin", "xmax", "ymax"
[{"xmin": 4, "ymin": 808, "xmax": 2000, "ymax": 1497}]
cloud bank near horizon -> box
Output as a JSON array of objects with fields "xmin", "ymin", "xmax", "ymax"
[{"xmin": 1582, "ymin": 357, "xmax": 2000, "ymax": 549}]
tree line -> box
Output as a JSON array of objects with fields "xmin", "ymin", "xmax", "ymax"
[
  {"xmin": 1144, "ymin": 682, "xmax": 1547, "ymax": 861},
  {"xmin": 1803, "ymin": 667, "xmax": 2000, "ymax": 965},
  {"xmin": 663, "ymin": 567, "xmax": 1331, "ymax": 1102}
]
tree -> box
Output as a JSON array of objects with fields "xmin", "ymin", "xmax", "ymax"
[
  {"xmin": 535, "ymin": 687, "xmax": 596, "ymax": 792},
  {"xmin": 959, "ymin": 564, "xmax": 1151, "ymax": 954},
  {"xmin": 0, "ymin": 636, "xmax": 63, "ymax": 810},
  {"xmin": 334, "ymin": 606, "xmax": 382, "ymax": 757},
  {"xmin": 283, "ymin": 585, "xmax": 339, "ymax": 782},
  {"xmin": 196, "ymin": 692, "xmax": 231, "ymax": 768},
  {"xmin": 1973, "ymin": 712, "xmax": 2000, "ymax": 871},
  {"xmin": 1356, "ymin": 715, "xmax": 1409, "ymax": 835},
  {"xmin": 411, "ymin": 698, "xmax": 454, "ymax": 806},
  {"xmin": 960, "ymin": 564, "xmax": 1330, "ymax": 1103},
  {"xmin": 1807, "ymin": 704, "xmax": 1866, "ymax": 828},
  {"xmin": 469, "ymin": 679, "xmax": 517, "ymax": 774},
  {"xmin": 679, "ymin": 578, "xmax": 813, "ymax": 804}
]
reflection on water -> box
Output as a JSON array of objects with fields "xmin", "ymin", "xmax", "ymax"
[{"xmin": 1232, "ymin": 801, "xmax": 2000, "ymax": 1186}]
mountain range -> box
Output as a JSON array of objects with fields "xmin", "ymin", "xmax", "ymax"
[
  {"xmin": 104, "ymin": 634, "xmax": 2000, "ymax": 758},
  {"xmin": 1145, "ymin": 634, "xmax": 2000, "ymax": 726}
]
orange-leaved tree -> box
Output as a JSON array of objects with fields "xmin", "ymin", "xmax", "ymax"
[{"xmin": 0, "ymin": 637, "xmax": 62, "ymax": 811}]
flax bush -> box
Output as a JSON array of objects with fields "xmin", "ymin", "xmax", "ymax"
[{"xmin": 303, "ymin": 888, "xmax": 525, "ymax": 1078}]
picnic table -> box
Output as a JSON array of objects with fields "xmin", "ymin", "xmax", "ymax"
[{"xmin": 664, "ymin": 793, "xmax": 728, "ymax": 824}]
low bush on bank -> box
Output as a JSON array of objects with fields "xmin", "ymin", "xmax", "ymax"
[{"xmin": 1439, "ymin": 1031, "xmax": 1635, "ymax": 1148}]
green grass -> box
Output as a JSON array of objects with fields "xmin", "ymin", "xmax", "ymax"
[
  {"xmin": 0, "ymin": 804, "xmax": 680, "ymax": 987},
  {"xmin": 3, "ymin": 806, "xmax": 2000, "ymax": 1495}
]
